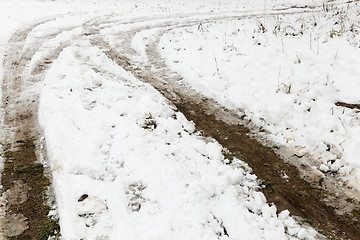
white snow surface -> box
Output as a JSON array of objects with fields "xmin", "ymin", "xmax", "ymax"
[
  {"xmin": 158, "ymin": 2, "xmax": 360, "ymax": 191},
  {"xmin": 39, "ymin": 38, "xmax": 316, "ymax": 239},
  {"xmin": 2, "ymin": 0, "xmax": 360, "ymax": 239}
]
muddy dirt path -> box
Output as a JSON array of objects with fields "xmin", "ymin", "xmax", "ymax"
[
  {"xmin": 88, "ymin": 9, "xmax": 360, "ymax": 240},
  {"xmin": 0, "ymin": 17, "xmax": 77, "ymax": 239},
  {"xmin": 0, "ymin": 19, "xmax": 56, "ymax": 239},
  {"xmin": 1, "ymin": 2, "xmax": 359, "ymax": 239},
  {"xmin": 92, "ymin": 37, "xmax": 360, "ymax": 239}
]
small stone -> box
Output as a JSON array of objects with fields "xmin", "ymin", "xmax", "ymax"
[{"xmin": 78, "ymin": 194, "xmax": 89, "ymax": 202}]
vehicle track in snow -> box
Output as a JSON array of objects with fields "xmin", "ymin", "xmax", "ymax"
[
  {"xmin": 1, "ymin": 2, "xmax": 360, "ymax": 239},
  {"xmin": 0, "ymin": 14, "xmax": 84, "ymax": 239},
  {"xmin": 86, "ymin": 6, "xmax": 360, "ymax": 240}
]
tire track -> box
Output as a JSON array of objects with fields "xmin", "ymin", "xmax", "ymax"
[
  {"xmin": 0, "ymin": 1, "xmax": 358, "ymax": 238},
  {"xmin": 87, "ymin": 6, "xmax": 360, "ymax": 240},
  {"xmin": 0, "ymin": 16, "xmax": 82, "ymax": 239}
]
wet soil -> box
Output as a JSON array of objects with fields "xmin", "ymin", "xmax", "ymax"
[
  {"xmin": 1, "ymin": 139, "xmax": 59, "ymax": 239},
  {"xmin": 175, "ymin": 101, "xmax": 360, "ymax": 239},
  {"xmin": 1, "ymin": 20, "xmax": 62, "ymax": 239}
]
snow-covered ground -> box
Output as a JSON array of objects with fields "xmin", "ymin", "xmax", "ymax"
[
  {"xmin": 157, "ymin": 2, "xmax": 360, "ymax": 191},
  {"xmin": 1, "ymin": 0, "xmax": 360, "ymax": 239},
  {"xmin": 39, "ymin": 39, "xmax": 316, "ymax": 239}
]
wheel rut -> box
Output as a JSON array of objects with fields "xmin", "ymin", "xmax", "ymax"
[
  {"xmin": 88, "ymin": 11, "xmax": 360, "ymax": 238},
  {"xmin": 0, "ymin": 18, "xmax": 75, "ymax": 239},
  {"xmin": 1, "ymin": 3, "xmax": 360, "ymax": 239}
]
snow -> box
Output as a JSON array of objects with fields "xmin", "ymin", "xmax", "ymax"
[
  {"xmin": 158, "ymin": 3, "xmax": 360, "ymax": 191},
  {"xmin": 0, "ymin": 0, "xmax": 124, "ymax": 182},
  {"xmin": 39, "ymin": 37, "xmax": 317, "ymax": 239},
  {"xmin": 1, "ymin": 0, "xmax": 359, "ymax": 239}
]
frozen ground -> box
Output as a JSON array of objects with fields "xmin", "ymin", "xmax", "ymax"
[
  {"xmin": 39, "ymin": 40, "xmax": 316, "ymax": 239},
  {"xmin": 0, "ymin": 0, "xmax": 359, "ymax": 239},
  {"xmin": 157, "ymin": 1, "xmax": 360, "ymax": 191}
]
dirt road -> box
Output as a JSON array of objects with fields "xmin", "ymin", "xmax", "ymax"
[{"xmin": 1, "ymin": 4, "xmax": 360, "ymax": 239}]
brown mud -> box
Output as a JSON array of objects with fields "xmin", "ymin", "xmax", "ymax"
[
  {"xmin": 1, "ymin": 140, "xmax": 59, "ymax": 239},
  {"xmin": 0, "ymin": 19, "xmax": 65, "ymax": 239},
  {"xmin": 175, "ymin": 101, "xmax": 360, "ymax": 239}
]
